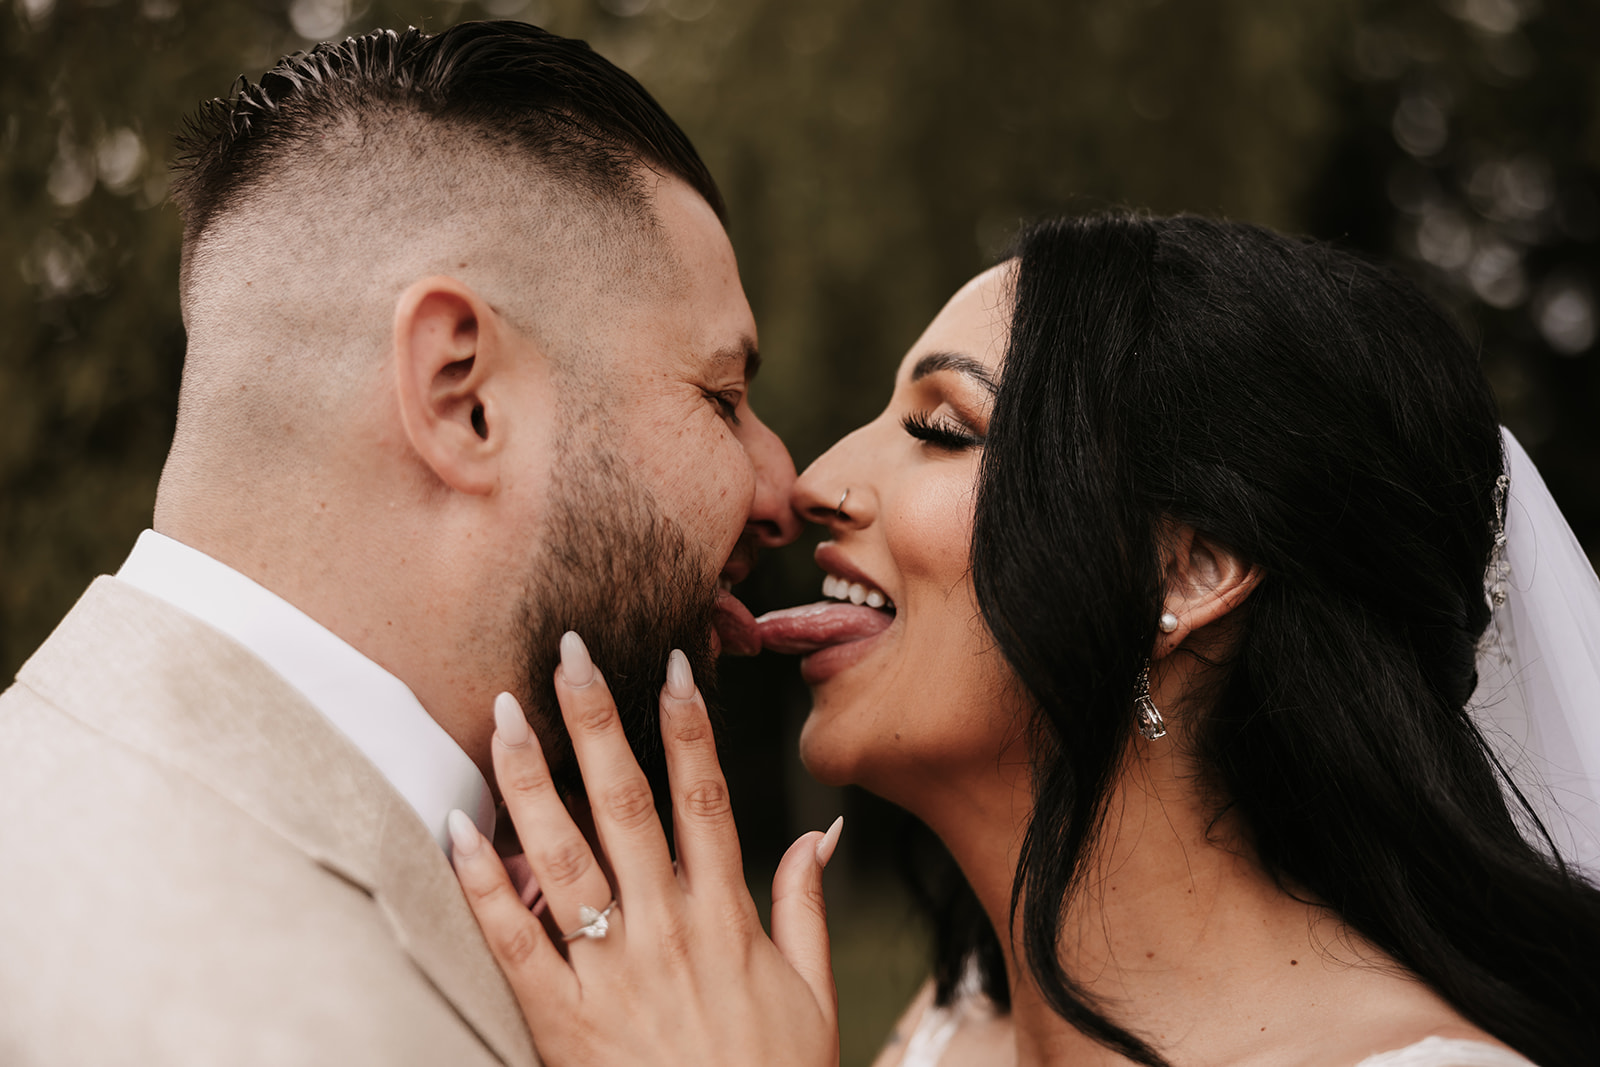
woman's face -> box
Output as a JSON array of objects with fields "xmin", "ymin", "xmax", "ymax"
[{"xmin": 767, "ymin": 264, "xmax": 1025, "ymax": 801}]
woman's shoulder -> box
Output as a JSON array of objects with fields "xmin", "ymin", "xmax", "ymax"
[{"xmin": 1354, "ymin": 1036, "xmax": 1538, "ymax": 1067}]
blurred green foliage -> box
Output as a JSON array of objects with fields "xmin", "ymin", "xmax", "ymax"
[{"xmin": 5, "ymin": 1, "xmax": 1600, "ymax": 1060}]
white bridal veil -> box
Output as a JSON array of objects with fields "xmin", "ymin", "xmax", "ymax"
[{"xmin": 1470, "ymin": 428, "xmax": 1600, "ymax": 877}]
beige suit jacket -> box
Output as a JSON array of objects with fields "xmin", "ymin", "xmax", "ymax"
[{"xmin": 0, "ymin": 577, "xmax": 538, "ymax": 1067}]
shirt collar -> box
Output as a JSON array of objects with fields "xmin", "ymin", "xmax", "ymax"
[{"xmin": 116, "ymin": 529, "xmax": 495, "ymax": 852}]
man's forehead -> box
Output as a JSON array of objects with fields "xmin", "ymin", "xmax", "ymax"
[{"xmin": 604, "ymin": 173, "xmax": 758, "ymax": 383}]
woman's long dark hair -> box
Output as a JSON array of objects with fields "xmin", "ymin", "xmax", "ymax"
[{"xmin": 941, "ymin": 212, "xmax": 1600, "ymax": 1065}]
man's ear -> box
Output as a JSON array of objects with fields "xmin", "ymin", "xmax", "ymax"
[
  {"xmin": 1153, "ymin": 524, "xmax": 1262, "ymax": 660},
  {"xmin": 392, "ymin": 276, "xmax": 508, "ymax": 496}
]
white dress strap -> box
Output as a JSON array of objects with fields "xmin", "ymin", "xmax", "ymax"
[
  {"xmin": 897, "ymin": 962, "xmax": 989, "ymax": 1067},
  {"xmin": 897, "ymin": 1000, "xmax": 962, "ymax": 1067},
  {"xmin": 1355, "ymin": 1036, "xmax": 1536, "ymax": 1066}
]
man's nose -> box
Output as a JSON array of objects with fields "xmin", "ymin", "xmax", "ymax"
[{"xmin": 742, "ymin": 413, "xmax": 801, "ymax": 548}]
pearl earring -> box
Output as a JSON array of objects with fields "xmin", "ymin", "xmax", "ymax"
[{"xmin": 1158, "ymin": 611, "xmax": 1179, "ymax": 633}]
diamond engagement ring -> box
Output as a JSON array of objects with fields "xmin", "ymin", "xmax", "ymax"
[{"xmin": 561, "ymin": 900, "xmax": 617, "ymax": 941}]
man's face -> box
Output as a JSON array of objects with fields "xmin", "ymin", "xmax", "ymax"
[
  {"xmin": 512, "ymin": 175, "xmax": 798, "ymax": 783},
  {"xmin": 587, "ymin": 176, "xmax": 798, "ymax": 630}
]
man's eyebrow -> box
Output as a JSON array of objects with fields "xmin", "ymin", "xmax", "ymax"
[
  {"xmin": 710, "ymin": 337, "xmax": 761, "ymax": 382},
  {"xmin": 910, "ymin": 351, "xmax": 997, "ymax": 395}
]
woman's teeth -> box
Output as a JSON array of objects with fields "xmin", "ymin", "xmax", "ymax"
[{"xmin": 821, "ymin": 573, "xmax": 892, "ymax": 611}]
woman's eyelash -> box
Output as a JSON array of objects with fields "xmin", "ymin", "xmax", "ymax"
[{"xmin": 902, "ymin": 411, "xmax": 984, "ymax": 450}]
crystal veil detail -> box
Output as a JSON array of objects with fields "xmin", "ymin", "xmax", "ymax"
[{"xmin": 1471, "ymin": 428, "xmax": 1600, "ymax": 876}]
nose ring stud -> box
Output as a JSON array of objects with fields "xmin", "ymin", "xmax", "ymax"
[{"xmin": 835, "ymin": 488, "xmax": 851, "ymax": 519}]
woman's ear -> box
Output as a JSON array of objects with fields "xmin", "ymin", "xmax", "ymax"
[
  {"xmin": 392, "ymin": 276, "xmax": 507, "ymax": 495},
  {"xmin": 1153, "ymin": 524, "xmax": 1261, "ymax": 660}
]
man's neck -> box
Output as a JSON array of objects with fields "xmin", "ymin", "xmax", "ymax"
[{"xmin": 152, "ymin": 502, "xmax": 508, "ymax": 779}]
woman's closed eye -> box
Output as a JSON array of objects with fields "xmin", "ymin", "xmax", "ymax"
[{"xmin": 902, "ymin": 410, "xmax": 985, "ymax": 451}]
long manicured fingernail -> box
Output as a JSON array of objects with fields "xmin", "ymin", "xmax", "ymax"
[
  {"xmin": 494, "ymin": 691, "xmax": 531, "ymax": 747},
  {"xmin": 815, "ymin": 815, "xmax": 844, "ymax": 868},
  {"xmin": 666, "ymin": 649, "xmax": 694, "ymax": 700},
  {"xmin": 559, "ymin": 631, "xmax": 594, "ymax": 687},
  {"xmin": 448, "ymin": 809, "xmax": 481, "ymax": 858}
]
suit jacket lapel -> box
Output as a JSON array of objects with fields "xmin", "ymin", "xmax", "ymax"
[
  {"xmin": 17, "ymin": 577, "xmax": 536, "ymax": 1067},
  {"xmin": 373, "ymin": 798, "xmax": 538, "ymax": 1067}
]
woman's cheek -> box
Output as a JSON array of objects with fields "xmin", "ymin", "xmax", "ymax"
[{"xmin": 887, "ymin": 468, "xmax": 976, "ymax": 578}]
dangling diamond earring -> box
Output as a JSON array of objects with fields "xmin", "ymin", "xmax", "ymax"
[{"xmin": 1134, "ymin": 661, "xmax": 1167, "ymax": 740}]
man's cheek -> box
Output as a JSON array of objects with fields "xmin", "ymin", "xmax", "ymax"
[{"xmin": 710, "ymin": 449, "xmax": 758, "ymax": 531}]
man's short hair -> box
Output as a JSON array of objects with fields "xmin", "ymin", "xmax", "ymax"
[
  {"xmin": 159, "ymin": 20, "xmax": 728, "ymax": 482},
  {"xmin": 170, "ymin": 19, "xmax": 724, "ymax": 260}
]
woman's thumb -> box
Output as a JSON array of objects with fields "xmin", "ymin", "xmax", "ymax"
[{"xmin": 770, "ymin": 816, "xmax": 843, "ymax": 1020}]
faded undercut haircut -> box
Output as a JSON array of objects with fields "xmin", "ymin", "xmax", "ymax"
[
  {"xmin": 160, "ymin": 21, "xmax": 726, "ymax": 468},
  {"xmin": 171, "ymin": 20, "xmax": 723, "ymax": 262}
]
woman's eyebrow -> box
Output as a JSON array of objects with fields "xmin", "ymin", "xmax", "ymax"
[{"xmin": 910, "ymin": 351, "xmax": 998, "ymax": 395}]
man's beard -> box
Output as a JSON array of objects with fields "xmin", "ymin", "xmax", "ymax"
[{"xmin": 516, "ymin": 442, "xmax": 721, "ymax": 799}]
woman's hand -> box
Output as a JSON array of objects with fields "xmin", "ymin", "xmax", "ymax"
[{"xmin": 448, "ymin": 632, "xmax": 842, "ymax": 1067}]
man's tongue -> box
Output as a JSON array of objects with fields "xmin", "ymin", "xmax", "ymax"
[
  {"xmin": 755, "ymin": 601, "xmax": 893, "ymax": 655},
  {"xmin": 713, "ymin": 590, "xmax": 763, "ymax": 657}
]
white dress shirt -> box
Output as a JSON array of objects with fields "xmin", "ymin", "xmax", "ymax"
[{"xmin": 116, "ymin": 529, "xmax": 495, "ymax": 852}]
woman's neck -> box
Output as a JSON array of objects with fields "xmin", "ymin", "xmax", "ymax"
[{"xmin": 920, "ymin": 741, "xmax": 1471, "ymax": 1067}]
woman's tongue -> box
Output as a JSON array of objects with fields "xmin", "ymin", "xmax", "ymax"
[{"xmin": 754, "ymin": 600, "xmax": 893, "ymax": 655}]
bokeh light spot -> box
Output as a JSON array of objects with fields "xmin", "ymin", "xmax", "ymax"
[
  {"xmin": 1416, "ymin": 208, "xmax": 1473, "ymax": 271},
  {"xmin": 47, "ymin": 132, "xmax": 96, "ymax": 208},
  {"xmin": 1535, "ymin": 276, "xmax": 1597, "ymax": 356},
  {"xmin": 20, "ymin": 0, "xmax": 55, "ymax": 25},
  {"xmin": 96, "ymin": 129, "xmax": 146, "ymax": 195},
  {"xmin": 1467, "ymin": 239, "xmax": 1527, "ymax": 308},
  {"xmin": 1393, "ymin": 92, "xmax": 1449, "ymax": 157},
  {"xmin": 289, "ymin": 0, "xmax": 350, "ymax": 41}
]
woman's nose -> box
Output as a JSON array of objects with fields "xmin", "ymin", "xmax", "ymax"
[{"xmin": 792, "ymin": 427, "xmax": 876, "ymax": 531}]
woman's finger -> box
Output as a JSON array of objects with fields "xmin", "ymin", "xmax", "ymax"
[
  {"xmin": 554, "ymin": 632, "xmax": 676, "ymax": 904},
  {"xmin": 769, "ymin": 818, "xmax": 843, "ymax": 1027},
  {"xmin": 448, "ymin": 808, "xmax": 577, "ymax": 1022},
  {"xmin": 490, "ymin": 690, "xmax": 620, "ymax": 947},
  {"xmin": 659, "ymin": 649, "xmax": 746, "ymax": 893}
]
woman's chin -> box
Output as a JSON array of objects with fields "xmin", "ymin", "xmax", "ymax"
[{"xmin": 796, "ymin": 712, "xmax": 866, "ymax": 789}]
